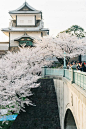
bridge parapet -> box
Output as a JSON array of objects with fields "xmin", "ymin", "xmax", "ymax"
[
  {"xmin": 42, "ymin": 67, "xmax": 86, "ymax": 90},
  {"xmin": 42, "ymin": 67, "xmax": 86, "ymax": 129}
]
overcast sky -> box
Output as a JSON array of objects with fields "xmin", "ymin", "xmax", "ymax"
[{"xmin": 0, "ymin": 0, "xmax": 86, "ymax": 41}]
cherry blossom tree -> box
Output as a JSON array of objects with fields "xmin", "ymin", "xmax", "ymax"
[{"xmin": 0, "ymin": 33, "xmax": 86, "ymax": 114}]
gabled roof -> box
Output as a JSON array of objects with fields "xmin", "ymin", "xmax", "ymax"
[
  {"xmin": 9, "ymin": 2, "xmax": 41, "ymax": 14},
  {"xmin": 14, "ymin": 33, "xmax": 35, "ymax": 41}
]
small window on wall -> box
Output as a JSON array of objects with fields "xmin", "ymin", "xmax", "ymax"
[
  {"xmin": 21, "ymin": 39, "xmax": 25, "ymax": 41},
  {"xmin": 28, "ymin": 20, "xmax": 32, "ymax": 23},
  {"xmin": 27, "ymin": 39, "xmax": 30, "ymax": 40},
  {"xmin": 20, "ymin": 20, "xmax": 24, "ymax": 23}
]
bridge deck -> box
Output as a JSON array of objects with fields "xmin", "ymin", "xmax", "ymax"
[{"xmin": 10, "ymin": 79, "xmax": 61, "ymax": 129}]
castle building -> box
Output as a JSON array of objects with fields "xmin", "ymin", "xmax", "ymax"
[{"xmin": 1, "ymin": 2, "xmax": 49, "ymax": 50}]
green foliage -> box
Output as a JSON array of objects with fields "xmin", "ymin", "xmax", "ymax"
[
  {"xmin": 0, "ymin": 121, "xmax": 14, "ymax": 129},
  {"xmin": 58, "ymin": 25, "xmax": 85, "ymax": 38},
  {"xmin": 21, "ymin": 97, "xmax": 26, "ymax": 101}
]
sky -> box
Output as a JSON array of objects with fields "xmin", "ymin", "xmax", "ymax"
[{"xmin": 0, "ymin": 0, "xmax": 86, "ymax": 41}]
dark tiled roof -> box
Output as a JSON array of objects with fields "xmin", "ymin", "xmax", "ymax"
[
  {"xmin": 9, "ymin": 2, "xmax": 41, "ymax": 14},
  {"xmin": 1, "ymin": 28, "xmax": 49, "ymax": 32},
  {"xmin": 14, "ymin": 34, "xmax": 35, "ymax": 41}
]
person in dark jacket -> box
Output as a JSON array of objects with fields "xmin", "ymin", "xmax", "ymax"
[
  {"xmin": 81, "ymin": 63, "xmax": 86, "ymax": 72},
  {"xmin": 76, "ymin": 62, "xmax": 80, "ymax": 70}
]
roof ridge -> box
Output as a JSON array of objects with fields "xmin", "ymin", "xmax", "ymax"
[{"xmin": 9, "ymin": 2, "xmax": 39, "ymax": 14}]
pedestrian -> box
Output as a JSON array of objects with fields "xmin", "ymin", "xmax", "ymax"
[
  {"xmin": 80, "ymin": 62, "xmax": 86, "ymax": 72},
  {"xmin": 76, "ymin": 62, "xmax": 80, "ymax": 70},
  {"xmin": 83, "ymin": 63, "xmax": 86, "ymax": 72},
  {"xmin": 69, "ymin": 63, "xmax": 72, "ymax": 70},
  {"xmin": 67, "ymin": 62, "xmax": 70, "ymax": 69}
]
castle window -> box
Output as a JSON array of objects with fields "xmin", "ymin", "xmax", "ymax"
[
  {"xmin": 21, "ymin": 39, "xmax": 25, "ymax": 41},
  {"xmin": 27, "ymin": 39, "xmax": 31, "ymax": 40},
  {"xmin": 20, "ymin": 20, "xmax": 24, "ymax": 23},
  {"xmin": 28, "ymin": 20, "xmax": 32, "ymax": 23}
]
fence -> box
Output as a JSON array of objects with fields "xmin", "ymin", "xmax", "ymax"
[
  {"xmin": 65, "ymin": 69, "xmax": 72, "ymax": 80},
  {"xmin": 42, "ymin": 66, "xmax": 86, "ymax": 90},
  {"xmin": 74, "ymin": 70, "xmax": 86, "ymax": 90},
  {"xmin": 45, "ymin": 68, "xmax": 64, "ymax": 76}
]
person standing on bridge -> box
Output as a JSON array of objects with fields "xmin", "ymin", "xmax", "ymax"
[
  {"xmin": 67, "ymin": 62, "xmax": 70, "ymax": 69},
  {"xmin": 80, "ymin": 62, "xmax": 86, "ymax": 72},
  {"xmin": 76, "ymin": 62, "xmax": 80, "ymax": 70}
]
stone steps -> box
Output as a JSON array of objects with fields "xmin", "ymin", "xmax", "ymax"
[{"xmin": 10, "ymin": 79, "xmax": 61, "ymax": 129}]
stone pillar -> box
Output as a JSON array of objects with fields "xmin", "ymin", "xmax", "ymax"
[
  {"xmin": 63, "ymin": 69, "xmax": 65, "ymax": 77},
  {"xmin": 71, "ymin": 65, "xmax": 76, "ymax": 83}
]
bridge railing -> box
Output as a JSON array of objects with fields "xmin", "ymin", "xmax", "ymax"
[
  {"xmin": 74, "ymin": 70, "xmax": 86, "ymax": 90},
  {"xmin": 65, "ymin": 69, "xmax": 72, "ymax": 80},
  {"xmin": 42, "ymin": 66, "xmax": 86, "ymax": 90},
  {"xmin": 42, "ymin": 67, "xmax": 64, "ymax": 77},
  {"xmin": 45, "ymin": 68, "xmax": 64, "ymax": 76}
]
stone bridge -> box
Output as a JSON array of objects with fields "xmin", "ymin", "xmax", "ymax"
[{"xmin": 42, "ymin": 67, "xmax": 86, "ymax": 129}]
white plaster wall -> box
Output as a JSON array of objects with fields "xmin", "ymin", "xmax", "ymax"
[
  {"xmin": 26, "ymin": 32, "xmax": 41, "ymax": 37},
  {"xmin": 36, "ymin": 14, "xmax": 41, "ymax": 20},
  {"xmin": 17, "ymin": 15, "xmax": 35, "ymax": 26},
  {"xmin": 0, "ymin": 44, "xmax": 9, "ymax": 50},
  {"xmin": 10, "ymin": 32, "xmax": 41, "ymax": 46}
]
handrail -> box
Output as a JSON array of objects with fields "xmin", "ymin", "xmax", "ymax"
[
  {"xmin": 42, "ymin": 66, "xmax": 86, "ymax": 90},
  {"xmin": 65, "ymin": 69, "xmax": 72, "ymax": 80},
  {"xmin": 73, "ymin": 70, "xmax": 86, "ymax": 90},
  {"xmin": 45, "ymin": 68, "xmax": 64, "ymax": 76}
]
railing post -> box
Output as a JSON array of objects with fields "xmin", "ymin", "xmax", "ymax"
[
  {"xmin": 63, "ymin": 51, "xmax": 67, "ymax": 77},
  {"xmin": 71, "ymin": 65, "xmax": 76, "ymax": 83},
  {"xmin": 63, "ymin": 69, "xmax": 65, "ymax": 77},
  {"xmin": 42, "ymin": 66, "xmax": 47, "ymax": 78}
]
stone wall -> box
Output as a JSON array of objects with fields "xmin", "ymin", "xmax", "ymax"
[{"xmin": 10, "ymin": 79, "xmax": 61, "ymax": 129}]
